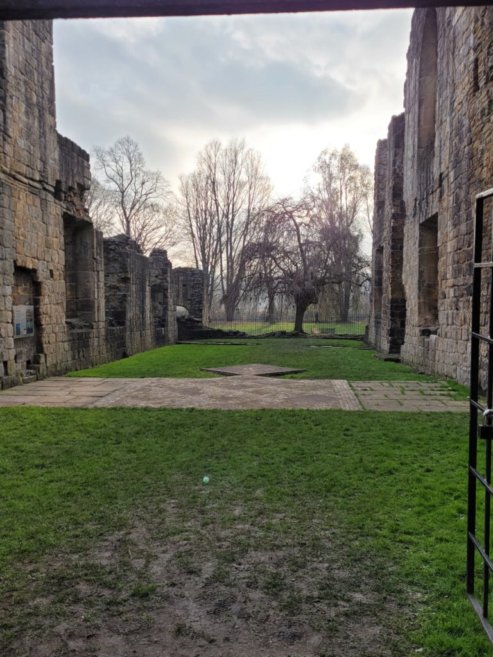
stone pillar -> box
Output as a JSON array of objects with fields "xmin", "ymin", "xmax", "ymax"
[
  {"xmin": 368, "ymin": 138, "xmax": 388, "ymax": 350},
  {"xmin": 0, "ymin": 181, "xmax": 16, "ymax": 387},
  {"xmin": 368, "ymin": 114, "xmax": 407, "ymax": 356},
  {"xmin": 173, "ymin": 267, "xmax": 205, "ymax": 322},
  {"xmin": 150, "ymin": 249, "xmax": 177, "ymax": 345},
  {"xmin": 103, "ymin": 235, "xmax": 153, "ymax": 357}
]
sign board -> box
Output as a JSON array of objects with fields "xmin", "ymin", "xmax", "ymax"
[{"xmin": 13, "ymin": 305, "xmax": 35, "ymax": 338}]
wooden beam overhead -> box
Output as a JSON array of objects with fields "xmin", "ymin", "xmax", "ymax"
[{"xmin": 0, "ymin": 0, "xmax": 489, "ymax": 21}]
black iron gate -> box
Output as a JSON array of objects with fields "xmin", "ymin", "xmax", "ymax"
[{"xmin": 468, "ymin": 187, "xmax": 493, "ymax": 641}]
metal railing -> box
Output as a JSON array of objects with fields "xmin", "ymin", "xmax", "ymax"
[{"xmin": 468, "ymin": 187, "xmax": 493, "ymax": 643}]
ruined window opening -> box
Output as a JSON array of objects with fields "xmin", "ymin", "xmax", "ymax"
[
  {"xmin": 373, "ymin": 246, "xmax": 384, "ymax": 321},
  {"xmin": 418, "ymin": 214, "xmax": 439, "ymax": 329},
  {"xmin": 63, "ymin": 214, "xmax": 96, "ymax": 327},
  {"xmin": 13, "ymin": 267, "xmax": 36, "ymax": 337},
  {"xmin": 12, "ymin": 266, "xmax": 42, "ymax": 371},
  {"xmin": 389, "ymin": 251, "xmax": 407, "ymax": 353},
  {"xmin": 417, "ymin": 9, "xmax": 438, "ymax": 157}
]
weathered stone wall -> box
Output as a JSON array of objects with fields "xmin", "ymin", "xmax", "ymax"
[
  {"xmin": 369, "ymin": 7, "xmax": 493, "ymax": 385},
  {"xmin": 0, "ymin": 19, "xmax": 195, "ymax": 388},
  {"xmin": 368, "ymin": 138, "xmax": 387, "ymax": 350},
  {"xmin": 150, "ymin": 249, "xmax": 177, "ymax": 345},
  {"xmin": 0, "ymin": 20, "xmax": 65, "ymax": 385},
  {"xmin": 104, "ymin": 235, "xmax": 156, "ymax": 357},
  {"xmin": 368, "ymin": 114, "xmax": 406, "ymax": 355},
  {"xmin": 173, "ymin": 267, "xmax": 204, "ymax": 321},
  {"xmin": 58, "ymin": 134, "xmax": 91, "ymax": 219}
]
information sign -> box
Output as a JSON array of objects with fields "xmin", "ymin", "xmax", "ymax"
[{"xmin": 13, "ymin": 305, "xmax": 35, "ymax": 338}]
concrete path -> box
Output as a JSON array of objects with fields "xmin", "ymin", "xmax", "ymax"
[{"xmin": 0, "ymin": 376, "xmax": 468, "ymax": 412}]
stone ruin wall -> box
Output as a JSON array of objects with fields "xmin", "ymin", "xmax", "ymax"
[
  {"xmin": 0, "ymin": 20, "xmax": 200, "ymax": 388},
  {"xmin": 368, "ymin": 114, "xmax": 406, "ymax": 355},
  {"xmin": 369, "ymin": 7, "xmax": 493, "ymax": 386},
  {"xmin": 103, "ymin": 237, "xmax": 177, "ymax": 359},
  {"xmin": 173, "ymin": 267, "xmax": 205, "ymax": 321},
  {"xmin": 0, "ymin": 19, "xmax": 66, "ymax": 386}
]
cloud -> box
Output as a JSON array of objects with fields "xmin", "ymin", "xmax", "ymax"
[
  {"xmin": 53, "ymin": 9, "xmax": 412, "ymax": 196},
  {"xmin": 55, "ymin": 16, "xmax": 358, "ymax": 129}
]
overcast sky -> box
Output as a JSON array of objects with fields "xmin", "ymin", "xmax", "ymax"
[{"xmin": 53, "ymin": 9, "xmax": 412, "ymax": 199}]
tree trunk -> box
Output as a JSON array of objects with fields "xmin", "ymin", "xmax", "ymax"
[
  {"xmin": 266, "ymin": 292, "xmax": 276, "ymax": 324},
  {"xmin": 338, "ymin": 281, "xmax": 351, "ymax": 323},
  {"xmin": 223, "ymin": 297, "xmax": 236, "ymax": 322},
  {"xmin": 293, "ymin": 285, "xmax": 318, "ymax": 333},
  {"xmin": 202, "ymin": 277, "xmax": 211, "ymax": 325},
  {"xmin": 294, "ymin": 302, "xmax": 308, "ymax": 333},
  {"xmin": 202, "ymin": 297, "xmax": 210, "ymax": 326}
]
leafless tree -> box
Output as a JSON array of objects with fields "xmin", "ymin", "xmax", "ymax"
[
  {"xmin": 256, "ymin": 198, "xmax": 330, "ymax": 333},
  {"xmin": 252, "ymin": 195, "xmax": 369, "ymax": 333},
  {"xmin": 92, "ymin": 136, "xmax": 178, "ymax": 254},
  {"xmin": 180, "ymin": 163, "xmax": 221, "ymax": 324},
  {"xmin": 309, "ymin": 145, "xmax": 372, "ymax": 322},
  {"xmin": 180, "ymin": 139, "xmax": 272, "ymax": 321},
  {"xmin": 85, "ymin": 177, "xmax": 115, "ymax": 235},
  {"xmin": 245, "ymin": 216, "xmax": 284, "ymax": 324},
  {"xmin": 129, "ymin": 200, "xmax": 180, "ymax": 255}
]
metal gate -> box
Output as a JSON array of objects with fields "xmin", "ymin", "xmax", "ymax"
[{"xmin": 468, "ymin": 187, "xmax": 493, "ymax": 641}]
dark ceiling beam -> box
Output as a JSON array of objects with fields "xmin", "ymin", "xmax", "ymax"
[{"xmin": 0, "ymin": 0, "xmax": 489, "ymax": 21}]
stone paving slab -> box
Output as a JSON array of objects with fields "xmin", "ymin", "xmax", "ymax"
[
  {"xmin": 88, "ymin": 377, "xmax": 361, "ymax": 411},
  {"xmin": 349, "ymin": 381, "xmax": 468, "ymax": 412},
  {"xmin": 201, "ymin": 363, "xmax": 306, "ymax": 377},
  {"xmin": 0, "ymin": 376, "xmax": 361, "ymax": 410},
  {"xmin": 0, "ymin": 377, "xmax": 470, "ymax": 412}
]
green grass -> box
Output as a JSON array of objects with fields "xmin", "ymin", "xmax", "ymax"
[
  {"xmin": 70, "ymin": 338, "xmax": 447, "ymax": 382},
  {"xmin": 0, "ymin": 407, "xmax": 488, "ymax": 655},
  {"xmin": 209, "ymin": 320, "xmax": 366, "ymax": 336}
]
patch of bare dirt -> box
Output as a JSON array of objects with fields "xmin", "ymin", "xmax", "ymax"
[{"xmin": 1, "ymin": 501, "xmax": 410, "ymax": 657}]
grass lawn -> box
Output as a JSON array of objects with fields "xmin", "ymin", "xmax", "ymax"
[
  {"xmin": 209, "ymin": 320, "xmax": 366, "ymax": 336},
  {"xmin": 70, "ymin": 339, "xmax": 464, "ymax": 390},
  {"xmin": 0, "ymin": 407, "xmax": 489, "ymax": 656}
]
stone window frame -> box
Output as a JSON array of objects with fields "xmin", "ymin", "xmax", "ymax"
[{"xmin": 63, "ymin": 213, "xmax": 97, "ymax": 327}]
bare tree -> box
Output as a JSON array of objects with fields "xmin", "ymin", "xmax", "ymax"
[
  {"xmin": 309, "ymin": 145, "xmax": 372, "ymax": 322},
  {"xmin": 245, "ymin": 216, "xmax": 284, "ymax": 324},
  {"xmin": 217, "ymin": 140, "xmax": 272, "ymax": 320},
  {"xmin": 180, "ymin": 139, "xmax": 272, "ymax": 321},
  {"xmin": 180, "ymin": 162, "xmax": 221, "ymax": 323},
  {"xmin": 85, "ymin": 177, "xmax": 115, "ymax": 235},
  {"xmin": 257, "ymin": 198, "xmax": 330, "ymax": 333},
  {"xmin": 92, "ymin": 136, "xmax": 178, "ymax": 253},
  {"xmin": 131, "ymin": 201, "xmax": 180, "ymax": 254},
  {"xmin": 253, "ymin": 195, "xmax": 369, "ymax": 333}
]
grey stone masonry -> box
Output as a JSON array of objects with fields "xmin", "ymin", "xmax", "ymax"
[
  {"xmin": 0, "ymin": 20, "xmax": 203, "ymax": 388},
  {"xmin": 150, "ymin": 249, "xmax": 177, "ymax": 345},
  {"xmin": 173, "ymin": 267, "xmax": 204, "ymax": 321},
  {"xmin": 369, "ymin": 7, "xmax": 493, "ymax": 386},
  {"xmin": 368, "ymin": 114, "xmax": 406, "ymax": 356},
  {"xmin": 103, "ymin": 236, "xmax": 151, "ymax": 356}
]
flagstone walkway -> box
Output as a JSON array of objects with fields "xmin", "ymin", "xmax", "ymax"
[{"xmin": 0, "ymin": 374, "xmax": 468, "ymax": 412}]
